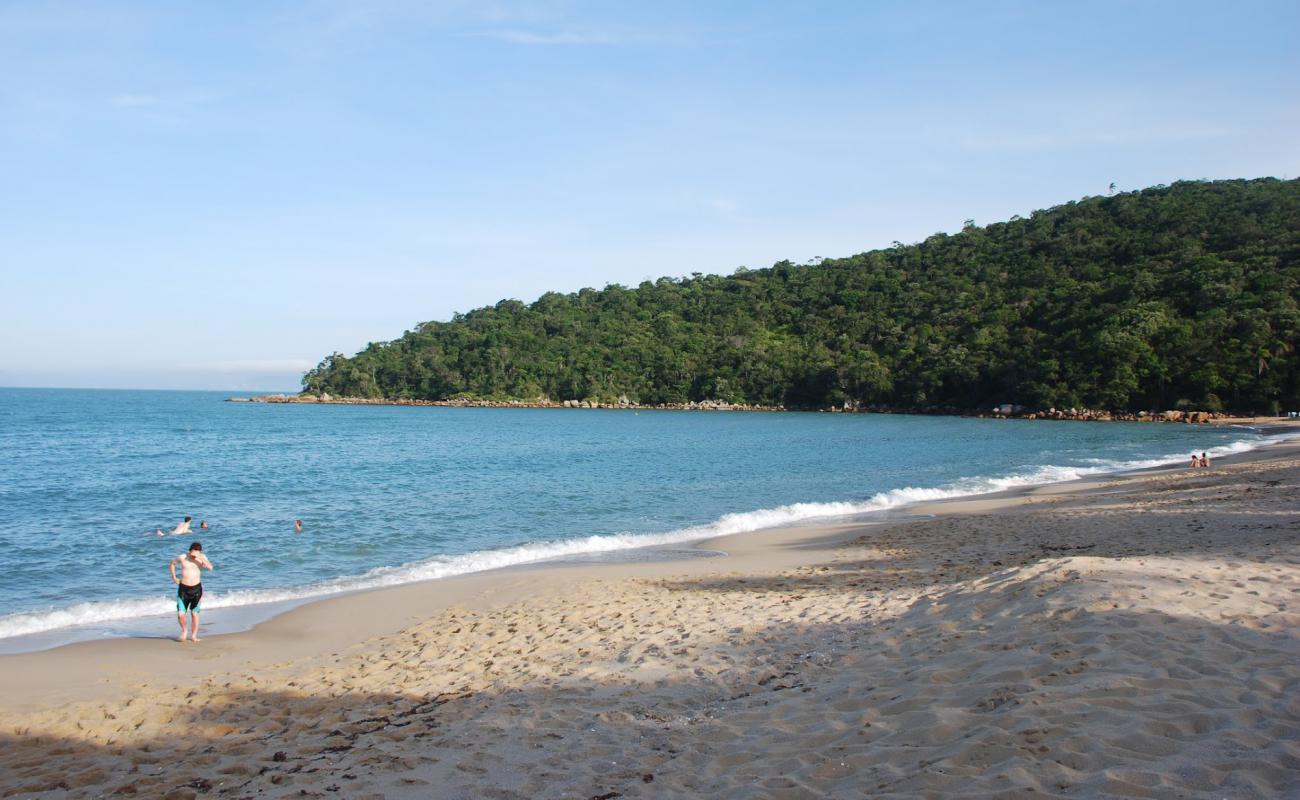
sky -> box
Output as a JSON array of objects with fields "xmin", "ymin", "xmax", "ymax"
[{"xmin": 1, "ymin": 1, "xmax": 1297, "ymax": 391}]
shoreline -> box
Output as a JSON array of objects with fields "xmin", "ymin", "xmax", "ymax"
[
  {"xmin": 230, "ymin": 392, "xmax": 1294, "ymax": 425},
  {"xmin": 0, "ymin": 546, "xmax": 730, "ymax": 658},
  {"xmin": 1, "ymin": 434, "xmax": 1295, "ymax": 693},
  {"xmin": 3, "ymin": 425, "xmax": 1295, "ymax": 657},
  {"xmin": 2, "ymin": 437, "xmax": 1298, "ymax": 796},
  {"xmin": 0, "ymin": 421, "xmax": 1294, "ymax": 653}
]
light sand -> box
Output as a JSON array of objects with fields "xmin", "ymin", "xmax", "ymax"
[{"xmin": 2, "ymin": 442, "xmax": 1299, "ymax": 798}]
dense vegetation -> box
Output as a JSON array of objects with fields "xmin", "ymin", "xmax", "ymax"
[{"xmin": 304, "ymin": 179, "xmax": 1299, "ymax": 413}]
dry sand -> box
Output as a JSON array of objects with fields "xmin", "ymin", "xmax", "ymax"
[{"xmin": 2, "ymin": 442, "xmax": 1299, "ymax": 799}]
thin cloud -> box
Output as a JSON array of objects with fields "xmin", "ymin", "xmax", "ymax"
[
  {"xmin": 193, "ymin": 359, "xmax": 316, "ymax": 374},
  {"xmin": 710, "ymin": 196, "xmax": 744, "ymax": 223},
  {"xmin": 955, "ymin": 124, "xmax": 1234, "ymax": 152},
  {"xmin": 480, "ymin": 28, "xmax": 620, "ymax": 45},
  {"xmin": 109, "ymin": 91, "xmax": 215, "ymax": 110}
]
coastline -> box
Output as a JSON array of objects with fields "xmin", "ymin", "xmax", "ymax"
[
  {"xmin": 232, "ymin": 392, "xmax": 1281, "ymax": 425},
  {"xmin": 3, "ymin": 437, "xmax": 1299, "ymax": 796},
  {"xmin": 4, "ymin": 421, "xmax": 1295, "ymax": 656}
]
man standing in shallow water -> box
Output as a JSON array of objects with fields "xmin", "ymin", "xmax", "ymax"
[{"xmin": 169, "ymin": 542, "xmax": 213, "ymax": 642}]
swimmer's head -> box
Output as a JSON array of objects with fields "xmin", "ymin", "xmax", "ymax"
[
  {"xmin": 189, "ymin": 542, "xmax": 203, "ymax": 553},
  {"xmin": 184, "ymin": 516, "xmax": 192, "ymax": 523}
]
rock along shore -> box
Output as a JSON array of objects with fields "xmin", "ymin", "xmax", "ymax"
[
  {"xmin": 228, "ymin": 394, "xmax": 1233, "ymax": 423},
  {"xmin": 229, "ymin": 394, "xmax": 780, "ymax": 412}
]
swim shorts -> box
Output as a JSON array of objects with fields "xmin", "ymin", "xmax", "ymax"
[{"xmin": 177, "ymin": 582, "xmax": 203, "ymax": 612}]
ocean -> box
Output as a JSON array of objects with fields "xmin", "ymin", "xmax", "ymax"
[{"xmin": 0, "ymin": 387, "xmax": 1279, "ymax": 652}]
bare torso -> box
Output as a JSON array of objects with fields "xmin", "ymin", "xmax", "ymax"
[{"xmin": 173, "ymin": 553, "xmax": 211, "ymax": 586}]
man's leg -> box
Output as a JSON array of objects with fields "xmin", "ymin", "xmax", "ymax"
[
  {"xmin": 177, "ymin": 611, "xmax": 189, "ymax": 642},
  {"xmin": 189, "ymin": 611, "xmax": 201, "ymax": 642}
]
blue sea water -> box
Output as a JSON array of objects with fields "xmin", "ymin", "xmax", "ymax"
[{"xmin": 0, "ymin": 387, "xmax": 1280, "ymax": 651}]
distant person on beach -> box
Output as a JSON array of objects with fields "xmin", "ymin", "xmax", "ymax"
[
  {"xmin": 294, "ymin": 519, "xmax": 303, "ymax": 533},
  {"xmin": 169, "ymin": 542, "xmax": 213, "ymax": 642},
  {"xmin": 156, "ymin": 516, "xmax": 193, "ymax": 536},
  {"xmin": 1190, "ymin": 453, "xmax": 1200, "ymax": 468},
  {"xmin": 1200, "ymin": 452, "xmax": 1211, "ymax": 468}
]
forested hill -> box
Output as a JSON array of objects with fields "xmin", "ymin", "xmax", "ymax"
[{"xmin": 303, "ymin": 178, "xmax": 1299, "ymax": 414}]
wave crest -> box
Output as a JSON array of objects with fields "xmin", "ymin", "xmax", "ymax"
[{"xmin": 0, "ymin": 433, "xmax": 1280, "ymax": 640}]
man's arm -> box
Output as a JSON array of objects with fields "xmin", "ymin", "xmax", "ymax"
[
  {"xmin": 169, "ymin": 555, "xmax": 182, "ymax": 584},
  {"xmin": 197, "ymin": 553, "xmax": 214, "ymax": 571}
]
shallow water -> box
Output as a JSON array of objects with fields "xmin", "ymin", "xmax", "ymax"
[{"xmin": 0, "ymin": 388, "xmax": 1270, "ymax": 650}]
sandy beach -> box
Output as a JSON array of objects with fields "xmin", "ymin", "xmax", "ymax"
[{"xmin": 3, "ymin": 439, "xmax": 1299, "ymax": 799}]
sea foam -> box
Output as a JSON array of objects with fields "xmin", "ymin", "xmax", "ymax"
[{"xmin": 0, "ymin": 432, "xmax": 1286, "ymax": 641}]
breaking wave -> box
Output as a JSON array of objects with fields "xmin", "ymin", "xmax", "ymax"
[{"xmin": 0, "ymin": 432, "xmax": 1286, "ymax": 641}]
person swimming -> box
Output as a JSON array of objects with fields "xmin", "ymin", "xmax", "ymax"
[
  {"xmin": 294, "ymin": 519, "xmax": 303, "ymax": 533},
  {"xmin": 156, "ymin": 516, "xmax": 193, "ymax": 536}
]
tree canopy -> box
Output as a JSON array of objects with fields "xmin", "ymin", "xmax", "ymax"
[{"xmin": 303, "ymin": 178, "xmax": 1299, "ymax": 414}]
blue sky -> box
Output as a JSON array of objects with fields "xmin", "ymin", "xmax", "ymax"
[{"xmin": 2, "ymin": 1, "xmax": 1297, "ymax": 391}]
